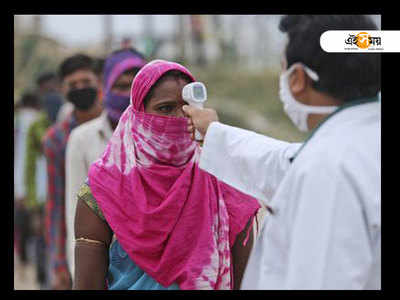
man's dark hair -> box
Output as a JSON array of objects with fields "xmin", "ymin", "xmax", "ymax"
[
  {"xmin": 17, "ymin": 92, "xmax": 41, "ymax": 109},
  {"xmin": 279, "ymin": 15, "xmax": 381, "ymax": 102},
  {"xmin": 94, "ymin": 58, "xmax": 106, "ymax": 77},
  {"xmin": 58, "ymin": 54, "xmax": 96, "ymax": 81},
  {"xmin": 143, "ymin": 70, "xmax": 193, "ymax": 108},
  {"xmin": 36, "ymin": 72, "xmax": 57, "ymax": 86}
]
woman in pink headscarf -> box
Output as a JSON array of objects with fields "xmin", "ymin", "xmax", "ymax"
[{"xmin": 73, "ymin": 60, "xmax": 261, "ymax": 290}]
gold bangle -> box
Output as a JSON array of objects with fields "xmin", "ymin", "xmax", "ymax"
[{"xmin": 75, "ymin": 237, "xmax": 105, "ymax": 245}]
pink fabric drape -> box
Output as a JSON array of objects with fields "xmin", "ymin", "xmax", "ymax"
[{"xmin": 88, "ymin": 60, "xmax": 260, "ymax": 289}]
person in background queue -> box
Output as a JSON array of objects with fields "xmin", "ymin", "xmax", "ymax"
[
  {"xmin": 42, "ymin": 54, "xmax": 103, "ymax": 290},
  {"xmin": 36, "ymin": 72, "xmax": 64, "ymax": 125},
  {"xmin": 65, "ymin": 48, "xmax": 147, "ymax": 281},
  {"xmin": 14, "ymin": 92, "xmax": 42, "ymax": 281}
]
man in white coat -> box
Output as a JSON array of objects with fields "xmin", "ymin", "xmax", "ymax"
[{"xmin": 182, "ymin": 15, "xmax": 381, "ymax": 290}]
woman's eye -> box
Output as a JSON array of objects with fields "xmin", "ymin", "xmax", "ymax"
[{"xmin": 157, "ymin": 105, "xmax": 174, "ymax": 113}]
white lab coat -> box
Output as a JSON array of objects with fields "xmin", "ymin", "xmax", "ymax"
[{"xmin": 199, "ymin": 100, "xmax": 381, "ymax": 290}]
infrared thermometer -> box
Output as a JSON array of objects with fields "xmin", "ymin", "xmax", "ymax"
[{"xmin": 182, "ymin": 82, "xmax": 207, "ymax": 141}]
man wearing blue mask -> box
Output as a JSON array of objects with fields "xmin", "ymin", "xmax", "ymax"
[
  {"xmin": 183, "ymin": 15, "xmax": 381, "ymax": 289},
  {"xmin": 64, "ymin": 48, "xmax": 147, "ymax": 283},
  {"xmin": 43, "ymin": 54, "xmax": 103, "ymax": 290}
]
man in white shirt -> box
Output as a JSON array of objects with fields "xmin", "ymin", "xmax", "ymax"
[
  {"xmin": 65, "ymin": 48, "xmax": 147, "ymax": 280},
  {"xmin": 14, "ymin": 92, "xmax": 41, "ymax": 275},
  {"xmin": 182, "ymin": 15, "xmax": 381, "ymax": 290}
]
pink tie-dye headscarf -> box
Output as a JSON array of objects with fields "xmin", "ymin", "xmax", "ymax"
[{"xmin": 88, "ymin": 60, "xmax": 260, "ymax": 290}]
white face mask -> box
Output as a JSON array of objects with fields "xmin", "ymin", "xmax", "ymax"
[{"xmin": 279, "ymin": 63, "xmax": 339, "ymax": 132}]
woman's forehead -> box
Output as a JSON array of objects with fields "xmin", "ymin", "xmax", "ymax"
[
  {"xmin": 154, "ymin": 78, "xmax": 189, "ymax": 92},
  {"xmin": 152, "ymin": 78, "xmax": 188, "ymax": 97},
  {"xmin": 130, "ymin": 61, "xmax": 195, "ymax": 111}
]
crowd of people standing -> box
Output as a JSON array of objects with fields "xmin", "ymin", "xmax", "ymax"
[{"xmin": 14, "ymin": 47, "xmax": 151, "ymax": 289}]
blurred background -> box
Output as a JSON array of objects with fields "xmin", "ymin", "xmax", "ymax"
[
  {"xmin": 13, "ymin": 14, "xmax": 381, "ymax": 290},
  {"xmin": 14, "ymin": 14, "xmax": 382, "ymax": 140}
]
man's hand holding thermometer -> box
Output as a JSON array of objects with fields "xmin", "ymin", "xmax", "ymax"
[{"xmin": 182, "ymin": 82, "xmax": 219, "ymax": 141}]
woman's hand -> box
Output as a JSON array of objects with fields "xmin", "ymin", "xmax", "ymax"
[{"xmin": 182, "ymin": 105, "xmax": 219, "ymax": 139}]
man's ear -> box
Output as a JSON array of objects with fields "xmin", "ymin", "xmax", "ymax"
[
  {"xmin": 289, "ymin": 65, "xmax": 308, "ymax": 96},
  {"xmin": 60, "ymin": 81, "xmax": 68, "ymax": 97},
  {"xmin": 96, "ymin": 78, "xmax": 103, "ymax": 98},
  {"xmin": 97, "ymin": 76, "xmax": 103, "ymax": 90}
]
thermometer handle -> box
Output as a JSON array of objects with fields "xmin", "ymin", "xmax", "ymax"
[
  {"xmin": 188, "ymin": 102, "xmax": 204, "ymax": 141},
  {"xmin": 195, "ymin": 130, "xmax": 203, "ymax": 141}
]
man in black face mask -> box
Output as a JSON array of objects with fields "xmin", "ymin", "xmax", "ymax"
[
  {"xmin": 62, "ymin": 55, "xmax": 103, "ymax": 124},
  {"xmin": 42, "ymin": 54, "xmax": 102, "ymax": 290}
]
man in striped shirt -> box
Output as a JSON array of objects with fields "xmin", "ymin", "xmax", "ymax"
[{"xmin": 42, "ymin": 54, "xmax": 103, "ymax": 290}]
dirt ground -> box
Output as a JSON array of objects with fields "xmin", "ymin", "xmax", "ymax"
[{"xmin": 14, "ymin": 252, "xmax": 40, "ymax": 290}]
